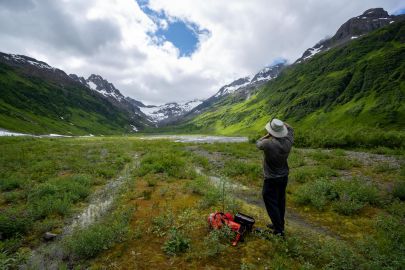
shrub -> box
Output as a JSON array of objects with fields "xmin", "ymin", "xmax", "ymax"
[
  {"xmin": 330, "ymin": 149, "xmax": 346, "ymax": 156},
  {"xmin": 29, "ymin": 196, "xmax": 72, "ymax": 219},
  {"xmin": 200, "ymin": 186, "xmax": 222, "ymax": 209},
  {"xmin": 359, "ymin": 215, "xmax": 405, "ymax": 269},
  {"xmin": 222, "ymin": 160, "xmax": 261, "ymax": 184},
  {"xmin": 65, "ymin": 209, "xmax": 131, "ymax": 259},
  {"xmin": 325, "ymin": 157, "xmax": 353, "ymax": 170},
  {"xmin": 309, "ymin": 151, "xmax": 332, "ymax": 162},
  {"xmin": 186, "ymin": 175, "xmax": 210, "ymax": 195},
  {"xmin": 392, "ymin": 180, "xmax": 405, "ymax": 201},
  {"xmin": 294, "ymin": 178, "xmax": 337, "ymax": 210},
  {"xmin": 290, "ymin": 166, "xmax": 337, "ymax": 183},
  {"xmin": 0, "ymin": 177, "xmax": 24, "ymax": 191},
  {"xmin": 373, "ymin": 162, "xmax": 397, "ymax": 173},
  {"xmin": 288, "ymin": 152, "xmax": 307, "ymax": 168},
  {"xmin": 151, "ymin": 211, "xmax": 174, "ymax": 237},
  {"xmin": 162, "ymin": 228, "xmax": 190, "ymax": 256},
  {"xmin": 28, "ymin": 175, "xmax": 92, "ymax": 219},
  {"xmin": 294, "ymin": 177, "xmax": 382, "ymax": 214},
  {"xmin": 333, "ymin": 178, "xmax": 381, "ymax": 206},
  {"xmin": 201, "ymin": 226, "xmax": 234, "ymax": 257},
  {"xmin": 386, "ymin": 199, "xmax": 405, "ymax": 218},
  {"xmin": 138, "ymin": 152, "xmax": 195, "ymax": 179},
  {"xmin": 0, "ymin": 250, "xmax": 28, "ymax": 270},
  {"xmin": 3, "ymin": 191, "xmax": 24, "ymax": 204},
  {"xmin": 0, "ymin": 209, "xmax": 32, "ymax": 239},
  {"xmin": 332, "ymin": 197, "xmax": 365, "ymax": 215}
]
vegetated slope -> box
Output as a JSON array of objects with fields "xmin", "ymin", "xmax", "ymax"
[
  {"xmin": 169, "ymin": 20, "xmax": 405, "ymax": 148},
  {"xmin": 0, "ymin": 54, "xmax": 151, "ymax": 135}
]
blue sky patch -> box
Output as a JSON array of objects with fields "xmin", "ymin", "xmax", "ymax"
[
  {"xmin": 137, "ymin": 0, "xmax": 209, "ymax": 57},
  {"xmin": 393, "ymin": 8, "xmax": 405, "ymax": 15}
]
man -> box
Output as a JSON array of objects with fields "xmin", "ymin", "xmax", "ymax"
[{"xmin": 256, "ymin": 118, "xmax": 294, "ymax": 236}]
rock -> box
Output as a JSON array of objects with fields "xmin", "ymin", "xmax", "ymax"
[
  {"xmin": 295, "ymin": 8, "xmax": 405, "ymax": 63},
  {"xmin": 43, "ymin": 232, "xmax": 58, "ymax": 241}
]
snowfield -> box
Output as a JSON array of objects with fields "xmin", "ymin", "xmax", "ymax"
[{"xmin": 139, "ymin": 100, "xmax": 203, "ymax": 122}]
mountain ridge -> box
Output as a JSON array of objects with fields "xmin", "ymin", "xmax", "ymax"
[
  {"xmin": 161, "ymin": 16, "xmax": 405, "ymax": 148},
  {"xmin": 296, "ymin": 7, "xmax": 405, "ymax": 63},
  {"xmin": 0, "ymin": 52, "xmax": 151, "ymax": 134}
]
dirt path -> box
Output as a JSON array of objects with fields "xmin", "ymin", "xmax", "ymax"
[
  {"xmin": 22, "ymin": 155, "xmax": 138, "ymax": 270},
  {"xmin": 196, "ymin": 168, "xmax": 343, "ymax": 240},
  {"xmin": 298, "ymin": 148, "xmax": 403, "ymax": 168}
]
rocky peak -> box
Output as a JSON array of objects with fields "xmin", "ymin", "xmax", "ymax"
[
  {"xmin": 69, "ymin": 74, "xmax": 87, "ymax": 86},
  {"xmin": 215, "ymin": 76, "xmax": 251, "ymax": 97},
  {"xmin": 296, "ymin": 8, "xmax": 404, "ymax": 63},
  {"xmin": 361, "ymin": 8, "xmax": 389, "ymax": 18},
  {"xmin": 251, "ymin": 63, "xmax": 285, "ymax": 84},
  {"xmin": 86, "ymin": 74, "xmax": 124, "ymax": 101}
]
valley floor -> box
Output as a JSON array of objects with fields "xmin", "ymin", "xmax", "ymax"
[{"xmin": 0, "ymin": 136, "xmax": 404, "ymax": 269}]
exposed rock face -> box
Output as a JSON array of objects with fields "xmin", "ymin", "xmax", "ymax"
[
  {"xmin": 296, "ymin": 8, "xmax": 405, "ymax": 63},
  {"xmin": 86, "ymin": 74, "xmax": 124, "ymax": 101},
  {"xmin": 68, "ymin": 74, "xmax": 87, "ymax": 85},
  {"xmin": 68, "ymin": 73, "xmax": 152, "ymax": 129},
  {"xmin": 138, "ymin": 100, "xmax": 203, "ymax": 125},
  {"xmin": 0, "ymin": 53, "xmax": 72, "ymax": 85},
  {"xmin": 182, "ymin": 62, "xmax": 286, "ymax": 121}
]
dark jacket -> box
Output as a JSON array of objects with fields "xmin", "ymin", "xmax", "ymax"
[{"xmin": 256, "ymin": 126, "xmax": 294, "ymax": 179}]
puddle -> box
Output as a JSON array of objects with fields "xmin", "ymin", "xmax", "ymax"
[
  {"xmin": 139, "ymin": 135, "xmax": 248, "ymax": 143},
  {"xmin": 23, "ymin": 155, "xmax": 137, "ymax": 270},
  {"xmin": 195, "ymin": 167, "xmax": 250, "ymax": 191}
]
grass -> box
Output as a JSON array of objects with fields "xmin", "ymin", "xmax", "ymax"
[
  {"xmin": 294, "ymin": 178, "xmax": 382, "ymax": 214},
  {"xmin": 392, "ymin": 180, "xmax": 405, "ymax": 201},
  {"xmin": 162, "ymin": 227, "xmax": 191, "ymax": 256},
  {"xmin": 290, "ymin": 166, "xmax": 337, "ymax": 183},
  {"xmin": 65, "ymin": 207, "xmax": 133, "ymax": 259},
  {"xmin": 1, "ymin": 136, "xmax": 404, "ymax": 269}
]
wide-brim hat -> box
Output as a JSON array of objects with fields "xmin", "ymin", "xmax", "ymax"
[{"xmin": 265, "ymin": 119, "xmax": 288, "ymax": 138}]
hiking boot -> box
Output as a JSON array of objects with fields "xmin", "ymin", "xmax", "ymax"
[{"xmin": 273, "ymin": 231, "xmax": 285, "ymax": 239}]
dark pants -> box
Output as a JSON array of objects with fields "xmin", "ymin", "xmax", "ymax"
[{"xmin": 262, "ymin": 176, "xmax": 288, "ymax": 234}]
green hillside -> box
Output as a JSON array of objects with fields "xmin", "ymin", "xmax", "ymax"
[
  {"xmin": 168, "ymin": 20, "xmax": 405, "ymax": 148},
  {"xmin": 0, "ymin": 64, "xmax": 136, "ymax": 135}
]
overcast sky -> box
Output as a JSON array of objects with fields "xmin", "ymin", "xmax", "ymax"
[{"xmin": 0, "ymin": 0, "xmax": 403, "ymax": 104}]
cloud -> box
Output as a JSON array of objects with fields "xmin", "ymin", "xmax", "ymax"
[{"xmin": 0, "ymin": 0, "xmax": 403, "ymax": 104}]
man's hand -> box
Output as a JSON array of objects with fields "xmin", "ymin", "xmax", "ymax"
[{"xmin": 259, "ymin": 133, "xmax": 271, "ymax": 141}]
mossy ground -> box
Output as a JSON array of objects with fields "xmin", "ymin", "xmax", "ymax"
[{"xmin": 0, "ymin": 137, "xmax": 404, "ymax": 269}]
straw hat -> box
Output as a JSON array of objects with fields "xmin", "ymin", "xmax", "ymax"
[{"xmin": 265, "ymin": 119, "xmax": 288, "ymax": 138}]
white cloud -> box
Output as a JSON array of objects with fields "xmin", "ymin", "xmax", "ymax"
[{"xmin": 0, "ymin": 0, "xmax": 403, "ymax": 104}]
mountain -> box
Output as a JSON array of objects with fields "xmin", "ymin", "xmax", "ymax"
[
  {"xmin": 296, "ymin": 8, "xmax": 405, "ymax": 63},
  {"xmin": 69, "ymin": 73, "xmax": 152, "ymax": 130},
  {"xmin": 0, "ymin": 53, "xmax": 151, "ymax": 135},
  {"xmin": 69, "ymin": 73, "xmax": 203, "ymax": 126},
  {"xmin": 165, "ymin": 15, "xmax": 405, "ymax": 148},
  {"xmin": 180, "ymin": 62, "xmax": 286, "ymax": 122},
  {"xmin": 139, "ymin": 100, "xmax": 203, "ymax": 125}
]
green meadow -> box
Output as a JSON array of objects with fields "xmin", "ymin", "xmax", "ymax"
[{"xmin": 1, "ymin": 136, "xmax": 404, "ymax": 269}]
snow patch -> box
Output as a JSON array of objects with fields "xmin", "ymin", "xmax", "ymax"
[
  {"xmin": 303, "ymin": 45, "xmax": 323, "ymax": 60},
  {"xmin": 87, "ymin": 81, "xmax": 123, "ymax": 101},
  {"xmin": 215, "ymin": 78, "xmax": 251, "ymax": 97},
  {"xmin": 139, "ymin": 100, "xmax": 203, "ymax": 123},
  {"xmin": 9, "ymin": 54, "xmax": 56, "ymax": 70},
  {"xmin": 130, "ymin": 125, "xmax": 139, "ymax": 132},
  {"xmin": 88, "ymin": 81, "xmax": 97, "ymax": 90}
]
